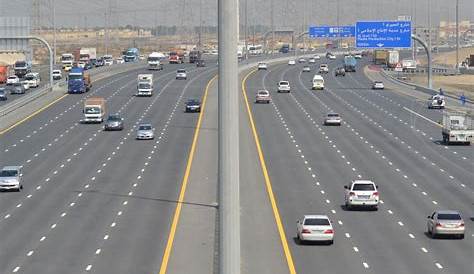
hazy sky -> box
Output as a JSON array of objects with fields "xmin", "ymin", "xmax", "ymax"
[{"xmin": 2, "ymin": 0, "xmax": 473, "ymax": 28}]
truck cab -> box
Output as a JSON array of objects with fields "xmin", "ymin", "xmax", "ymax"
[
  {"xmin": 68, "ymin": 67, "xmax": 90, "ymax": 94},
  {"xmin": 83, "ymin": 97, "xmax": 106, "ymax": 123},
  {"xmin": 14, "ymin": 60, "xmax": 31, "ymax": 78}
]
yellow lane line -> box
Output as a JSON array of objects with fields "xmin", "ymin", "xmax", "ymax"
[
  {"xmin": 241, "ymin": 69, "xmax": 297, "ymax": 274},
  {"xmin": 158, "ymin": 75, "xmax": 217, "ymax": 274},
  {"xmin": 0, "ymin": 93, "xmax": 68, "ymax": 135}
]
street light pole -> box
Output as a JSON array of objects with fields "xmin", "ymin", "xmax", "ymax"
[
  {"xmin": 52, "ymin": 0, "xmax": 56, "ymax": 65},
  {"xmin": 455, "ymin": 0, "xmax": 459, "ymax": 70},
  {"xmin": 218, "ymin": 0, "xmax": 240, "ymax": 273},
  {"xmin": 427, "ymin": 0, "xmax": 432, "ymax": 55}
]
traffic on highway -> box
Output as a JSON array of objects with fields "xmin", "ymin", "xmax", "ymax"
[{"xmin": 0, "ymin": 1, "xmax": 473, "ymax": 274}]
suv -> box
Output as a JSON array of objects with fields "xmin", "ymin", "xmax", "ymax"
[
  {"xmin": 335, "ymin": 67, "xmax": 346, "ymax": 77},
  {"xmin": 0, "ymin": 166, "xmax": 23, "ymax": 191},
  {"xmin": 277, "ymin": 81, "xmax": 290, "ymax": 93},
  {"xmin": 344, "ymin": 180, "xmax": 379, "ymax": 210}
]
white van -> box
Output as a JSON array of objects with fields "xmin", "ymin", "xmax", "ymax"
[
  {"xmin": 312, "ymin": 75, "xmax": 325, "ymax": 90},
  {"xmin": 24, "ymin": 72, "xmax": 41, "ymax": 88}
]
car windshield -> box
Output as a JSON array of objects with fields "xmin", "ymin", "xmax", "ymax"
[
  {"xmin": 107, "ymin": 116, "xmax": 121, "ymax": 121},
  {"xmin": 352, "ymin": 183, "xmax": 375, "ymax": 191},
  {"xmin": 328, "ymin": 114, "xmax": 339, "ymax": 118},
  {"xmin": 69, "ymin": 74, "xmax": 83, "ymax": 80},
  {"xmin": 375, "ymin": 81, "xmax": 383, "ymax": 84},
  {"xmin": 280, "ymin": 82, "xmax": 289, "ymax": 85},
  {"xmin": 437, "ymin": 213, "xmax": 462, "ymax": 220},
  {"xmin": 139, "ymin": 125, "xmax": 152, "ymax": 130},
  {"xmin": 177, "ymin": 69, "xmax": 186, "ymax": 73},
  {"xmin": 85, "ymin": 107, "xmax": 101, "ymax": 114},
  {"xmin": 320, "ymin": 65, "xmax": 328, "ymax": 68},
  {"xmin": 188, "ymin": 100, "xmax": 199, "ymax": 104},
  {"xmin": 8, "ymin": 76, "xmax": 17, "ymax": 79},
  {"xmin": 0, "ymin": 170, "xmax": 18, "ymax": 177},
  {"xmin": 258, "ymin": 91, "xmax": 268, "ymax": 95},
  {"xmin": 25, "ymin": 75, "xmax": 35, "ymax": 80},
  {"xmin": 304, "ymin": 218, "xmax": 330, "ymax": 226}
]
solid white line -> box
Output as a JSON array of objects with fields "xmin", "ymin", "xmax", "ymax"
[{"xmin": 403, "ymin": 107, "xmax": 441, "ymax": 127}]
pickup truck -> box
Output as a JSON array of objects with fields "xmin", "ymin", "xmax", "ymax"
[{"xmin": 0, "ymin": 166, "xmax": 23, "ymax": 191}]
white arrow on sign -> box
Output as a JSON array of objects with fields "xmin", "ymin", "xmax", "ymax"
[{"xmin": 377, "ymin": 43, "xmax": 384, "ymax": 47}]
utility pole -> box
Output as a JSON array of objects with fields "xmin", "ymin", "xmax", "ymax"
[
  {"xmin": 218, "ymin": 0, "xmax": 240, "ymax": 273},
  {"xmin": 271, "ymin": 0, "xmax": 274, "ymax": 54},
  {"xmin": 244, "ymin": 0, "xmax": 248, "ymax": 58},
  {"xmin": 455, "ymin": 0, "xmax": 459, "ymax": 70},
  {"xmin": 52, "ymin": 0, "xmax": 56, "ymax": 65},
  {"xmin": 428, "ymin": 0, "xmax": 432, "ymax": 56}
]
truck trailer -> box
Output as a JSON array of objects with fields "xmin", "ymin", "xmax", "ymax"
[{"xmin": 442, "ymin": 111, "xmax": 473, "ymax": 145}]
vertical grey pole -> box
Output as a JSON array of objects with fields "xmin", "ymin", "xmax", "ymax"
[
  {"xmin": 427, "ymin": 0, "xmax": 431, "ymax": 55},
  {"xmin": 455, "ymin": 0, "xmax": 459, "ymax": 71},
  {"xmin": 271, "ymin": 0, "xmax": 274, "ymax": 55},
  {"xmin": 244, "ymin": 0, "xmax": 248, "ymax": 59},
  {"xmin": 218, "ymin": 0, "xmax": 240, "ymax": 273},
  {"xmin": 411, "ymin": 35, "xmax": 432, "ymax": 89},
  {"xmin": 52, "ymin": 0, "xmax": 56, "ymax": 65}
]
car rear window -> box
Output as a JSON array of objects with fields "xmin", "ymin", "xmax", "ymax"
[
  {"xmin": 437, "ymin": 213, "xmax": 461, "ymax": 220},
  {"xmin": 280, "ymin": 81, "xmax": 289, "ymax": 85},
  {"xmin": 352, "ymin": 183, "xmax": 375, "ymax": 191},
  {"xmin": 0, "ymin": 170, "xmax": 18, "ymax": 177},
  {"xmin": 304, "ymin": 218, "xmax": 330, "ymax": 226},
  {"xmin": 177, "ymin": 69, "xmax": 186, "ymax": 73},
  {"xmin": 328, "ymin": 114, "xmax": 339, "ymax": 117}
]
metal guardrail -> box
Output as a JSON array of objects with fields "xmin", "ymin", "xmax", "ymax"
[{"xmin": 0, "ymin": 61, "xmax": 146, "ymax": 118}]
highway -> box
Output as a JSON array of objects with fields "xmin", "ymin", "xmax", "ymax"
[
  {"xmin": 0, "ymin": 61, "xmax": 217, "ymax": 273},
  {"xmin": 241, "ymin": 55, "xmax": 472, "ymax": 274}
]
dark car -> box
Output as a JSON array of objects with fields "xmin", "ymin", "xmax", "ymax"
[
  {"xmin": 0, "ymin": 88, "xmax": 7, "ymax": 101},
  {"xmin": 84, "ymin": 61, "xmax": 93, "ymax": 70},
  {"xmin": 7, "ymin": 83, "xmax": 26, "ymax": 94},
  {"xmin": 335, "ymin": 67, "xmax": 346, "ymax": 77},
  {"xmin": 95, "ymin": 58, "xmax": 105, "ymax": 67},
  {"xmin": 185, "ymin": 99, "xmax": 201, "ymax": 112},
  {"xmin": 196, "ymin": 59, "xmax": 206, "ymax": 67},
  {"xmin": 104, "ymin": 114, "xmax": 124, "ymax": 131}
]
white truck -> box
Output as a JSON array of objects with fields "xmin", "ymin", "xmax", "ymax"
[
  {"xmin": 137, "ymin": 74, "xmax": 153, "ymax": 96},
  {"xmin": 427, "ymin": 94, "xmax": 445, "ymax": 109},
  {"xmin": 387, "ymin": 50, "xmax": 399, "ymax": 68},
  {"xmin": 147, "ymin": 52, "xmax": 164, "ymax": 70},
  {"xmin": 442, "ymin": 111, "xmax": 473, "ymax": 145},
  {"xmin": 61, "ymin": 53, "xmax": 74, "ymax": 69},
  {"xmin": 402, "ymin": 59, "xmax": 417, "ymax": 71},
  {"xmin": 79, "ymin": 48, "xmax": 97, "ymax": 62},
  {"xmin": 83, "ymin": 97, "xmax": 106, "ymax": 123}
]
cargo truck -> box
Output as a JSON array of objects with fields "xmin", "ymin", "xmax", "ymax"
[
  {"xmin": 189, "ymin": 50, "xmax": 202, "ymax": 63},
  {"xmin": 387, "ymin": 50, "xmax": 400, "ymax": 68},
  {"xmin": 61, "ymin": 53, "xmax": 74, "ymax": 69},
  {"xmin": 14, "ymin": 60, "xmax": 31, "ymax": 78},
  {"xmin": 83, "ymin": 97, "xmax": 106, "ymax": 123},
  {"xmin": 124, "ymin": 48, "xmax": 140, "ymax": 62},
  {"xmin": 442, "ymin": 111, "xmax": 473, "ymax": 145},
  {"xmin": 0, "ymin": 65, "xmax": 9, "ymax": 84},
  {"xmin": 74, "ymin": 48, "xmax": 97, "ymax": 62},
  {"xmin": 68, "ymin": 67, "xmax": 91, "ymax": 94},
  {"xmin": 343, "ymin": 56, "xmax": 357, "ymax": 72},
  {"xmin": 373, "ymin": 50, "xmax": 388, "ymax": 65},
  {"xmin": 137, "ymin": 74, "xmax": 153, "ymax": 96},
  {"xmin": 402, "ymin": 59, "xmax": 417, "ymax": 71},
  {"xmin": 169, "ymin": 49, "xmax": 185, "ymax": 64},
  {"xmin": 147, "ymin": 52, "xmax": 164, "ymax": 70}
]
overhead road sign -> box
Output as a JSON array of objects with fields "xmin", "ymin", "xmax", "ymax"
[
  {"xmin": 355, "ymin": 21, "xmax": 411, "ymax": 48},
  {"xmin": 309, "ymin": 26, "xmax": 355, "ymax": 38}
]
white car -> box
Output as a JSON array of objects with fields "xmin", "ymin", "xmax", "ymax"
[
  {"xmin": 328, "ymin": 54, "xmax": 337, "ymax": 60},
  {"xmin": 255, "ymin": 90, "xmax": 271, "ymax": 103},
  {"xmin": 428, "ymin": 95, "xmax": 445, "ymax": 109},
  {"xmin": 6, "ymin": 75, "xmax": 19, "ymax": 85},
  {"xmin": 298, "ymin": 58, "xmax": 306, "ymax": 63},
  {"xmin": 302, "ymin": 66, "xmax": 311, "ymax": 72},
  {"xmin": 277, "ymin": 81, "xmax": 290, "ymax": 93},
  {"xmin": 52, "ymin": 69, "xmax": 62, "ymax": 80},
  {"xmin": 115, "ymin": 58, "xmax": 125, "ymax": 64},
  {"xmin": 372, "ymin": 81, "xmax": 385, "ymax": 90},
  {"xmin": 354, "ymin": 54, "xmax": 362, "ymax": 59},
  {"xmin": 20, "ymin": 81, "xmax": 30, "ymax": 90},
  {"xmin": 288, "ymin": 59, "xmax": 296, "ymax": 65},
  {"xmin": 0, "ymin": 166, "xmax": 23, "ymax": 191},
  {"xmin": 308, "ymin": 58, "xmax": 316, "ymax": 64},
  {"xmin": 319, "ymin": 64, "xmax": 329, "ymax": 74},
  {"xmin": 427, "ymin": 210, "xmax": 465, "ymax": 239},
  {"xmin": 324, "ymin": 113, "xmax": 341, "ymax": 126},
  {"xmin": 257, "ymin": 62, "xmax": 268, "ymax": 70},
  {"xmin": 176, "ymin": 69, "xmax": 187, "ymax": 80},
  {"xmin": 136, "ymin": 123, "xmax": 154, "ymax": 140},
  {"xmin": 313, "ymin": 55, "xmax": 321, "ymax": 60},
  {"xmin": 344, "ymin": 180, "xmax": 379, "ymax": 210},
  {"xmin": 24, "ymin": 72, "xmax": 40, "ymax": 88},
  {"xmin": 296, "ymin": 215, "xmax": 334, "ymax": 244}
]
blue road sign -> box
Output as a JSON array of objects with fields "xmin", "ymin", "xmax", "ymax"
[
  {"xmin": 309, "ymin": 26, "xmax": 355, "ymax": 38},
  {"xmin": 355, "ymin": 21, "xmax": 411, "ymax": 48}
]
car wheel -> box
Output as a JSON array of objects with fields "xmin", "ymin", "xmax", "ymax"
[
  {"xmin": 328, "ymin": 240, "xmax": 334, "ymax": 245},
  {"xmin": 459, "ymin": 234, "xmax": 464, "ymax": 239}
]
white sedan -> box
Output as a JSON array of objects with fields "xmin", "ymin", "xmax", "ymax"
[
  {"xmin": 296, "ymin": 215, "xmax": 334, "ymax": 244},
  {"xmin": 372, "ymin": 81, "xmax": 385, "ymax": 90},
  {"xmin": 288, "ymin": 59, "xmax": 296, "ymax": 65},
  {"xmin": 6, "ymin": 75, "xmax": 19, "ymax": 85},
  {"xmin": 257, "ymin": 62, "xmax": 268, "ymax": 70}
]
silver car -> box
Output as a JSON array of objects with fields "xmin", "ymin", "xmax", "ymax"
[
  {"xmin": 104, "ymin": 114, "xmax": 124, "ymax": 131},
  {"xmin": 136, "ymin": 123, "xmax": 154, "ymax": 140},
  {"xmin": 324, "ymin": 113, "xmax": 342, "ymax": 126},
  {"xmin": 0, "ymin": 166, "xmax": 23, "ymax": 191},
  {"xmin": 427, "ymin": 210, "xmax": 465, "ymax": 239}
]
